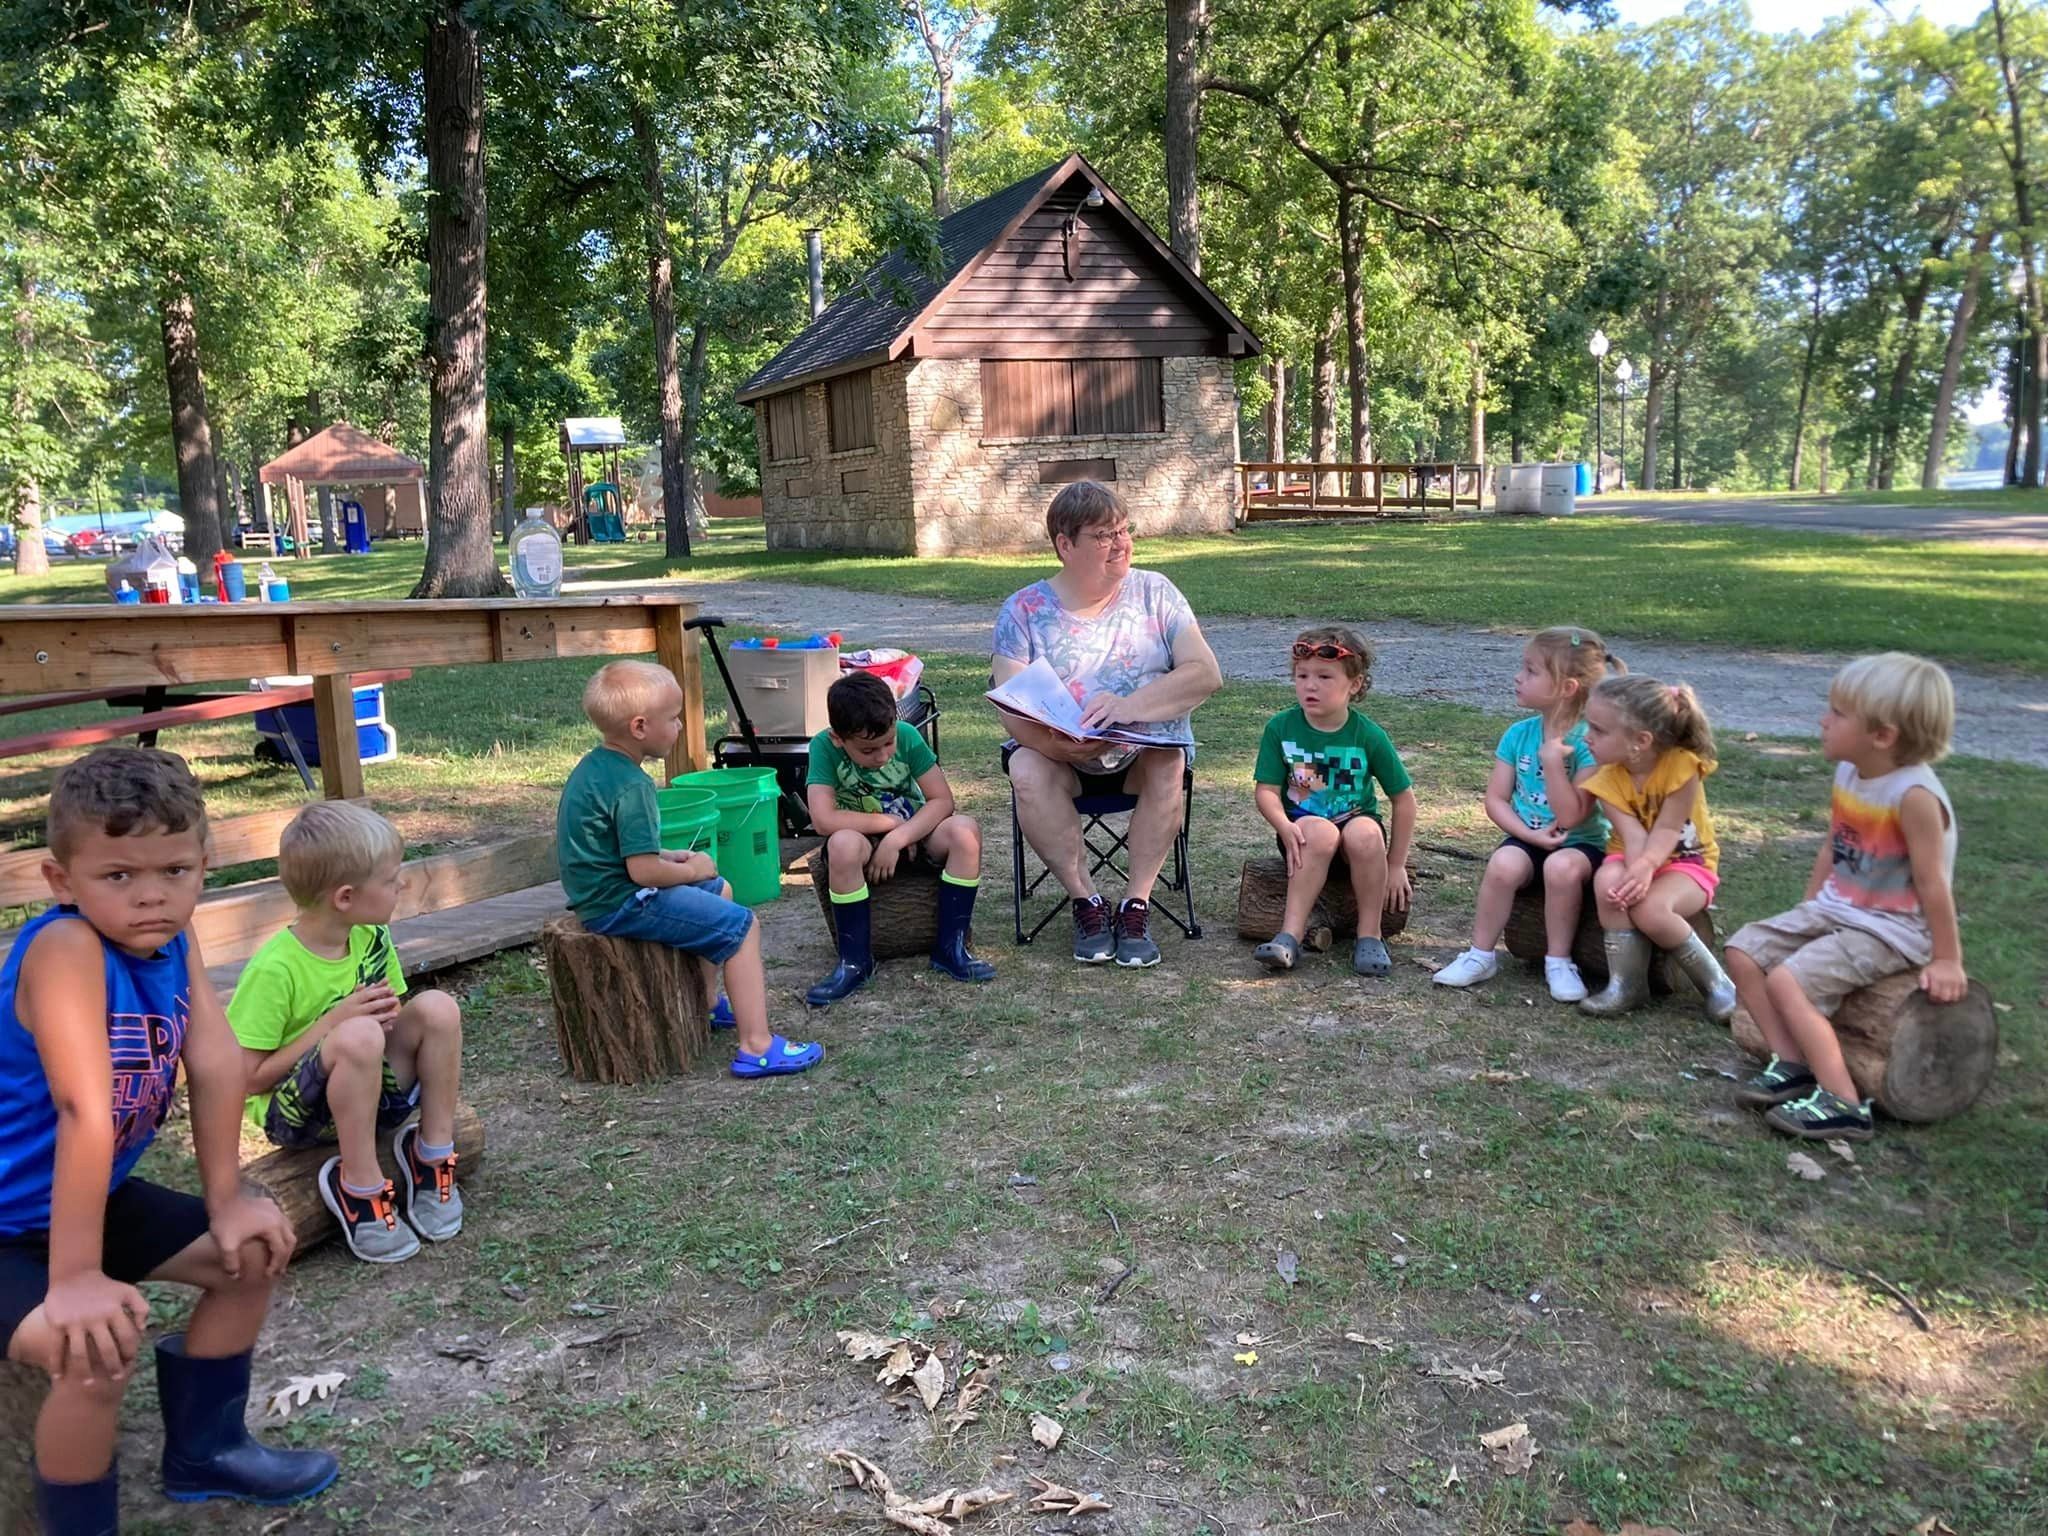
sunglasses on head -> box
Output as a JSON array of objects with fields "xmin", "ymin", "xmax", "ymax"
[{"xmin": 1292, "ymin": 642, "xmax": 1354, "ymax": 661}]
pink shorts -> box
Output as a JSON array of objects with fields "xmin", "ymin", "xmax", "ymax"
[{"xmin": 1602, "ymin": 852, "xmax": 1719, "ymax": 901}]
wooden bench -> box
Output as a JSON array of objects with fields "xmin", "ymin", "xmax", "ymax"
[{"xmin": 0, "ymin": 668, "xmax": 412, "ymax": 792}]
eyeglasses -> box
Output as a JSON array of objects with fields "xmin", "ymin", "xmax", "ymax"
[
  {"xmin": 1080, "ymin": 524, "xmax": 1133, "ymax": 548},
  {"xmin": 1292, "ymin": 642, "xmax": 1355, "ymax": 661}
]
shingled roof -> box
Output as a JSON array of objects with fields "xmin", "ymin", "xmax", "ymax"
[
  {"xmin": 737, "ymin": 154, "xmax": 1256, "ymax": 403},
  {"xmin": 258, "ymin": 422, "xmax": 424, "ymax": 485}
]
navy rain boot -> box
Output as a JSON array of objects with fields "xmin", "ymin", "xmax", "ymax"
[
  {"xmin": 930, "ymin": 875, "xmax": 996, "ymax": 983},
  {"xmin": 155, "ymin": 1335, "xmax": 339, "ymax": 1506},
  {"xmin": 34, "ymin": 1468, "xmax": 119, "ymax": 1535},
  {"xmin": 807, "ymin": 889, "xmax": 875, "ymax": 1007}
]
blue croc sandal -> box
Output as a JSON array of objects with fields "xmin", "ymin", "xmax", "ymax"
[
  {"xmin": 710, "ymin": 993, "xmax": 737, "ymax": 1030},
  {"xmin": 731, "ymin": 1035, "xmax": 823, "ymax": 1079}
]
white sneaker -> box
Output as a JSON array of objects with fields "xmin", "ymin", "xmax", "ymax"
[
  {"xmin": 1545, "ymin": 957, "xmax": 1589, "ymax": 1003},
  {"xmin": 1433, "ymin": 948, "xmax": 1500, "ymax": 987}
]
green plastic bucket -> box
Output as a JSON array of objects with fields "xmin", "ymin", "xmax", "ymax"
[
  {"xmin": 655, "ymin": 785, "xmax": 720, "ymax": 857},
  {"xmin": 669, "ymin": 767, "xmax": 783, "ymax": 906}
]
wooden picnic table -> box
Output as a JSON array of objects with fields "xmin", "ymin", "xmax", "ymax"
[{"xmin": 0, "ymin": 593, "xmax": 710, "ymax": 800}]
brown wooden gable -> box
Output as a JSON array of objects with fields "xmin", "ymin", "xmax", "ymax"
[{"xmin": 916, "ymin": 195, "xmax": 1227, "ymax": 359}]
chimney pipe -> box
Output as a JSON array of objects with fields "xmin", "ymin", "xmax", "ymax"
[{"xmin": 805, "ymin": 230, "xmax": 825, "ymax": 320}]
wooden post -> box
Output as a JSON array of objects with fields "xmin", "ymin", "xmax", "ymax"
[
  {"xmin": 654, "ymin": 605, "xmax": 708, "ymax": 778},
  {"xmin": 1374, "ymin": 466, "xmax": 1385, "ymax": 516},
  {"xmin": 310, "ymin": 672, "xmax": 366, "ymax": 801}
]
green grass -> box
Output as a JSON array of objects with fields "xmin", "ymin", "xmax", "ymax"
[
  {"xmin": 1611, "ymin": 486, "xmax": 2048, "ymax": 514},
  {"xmin": 7, "ymin": 508, "xmax": 2045, "ymax": 671},
  {"xmin": 90, "ymin": 643, "xmax": 2048, "ymax": 1533}
]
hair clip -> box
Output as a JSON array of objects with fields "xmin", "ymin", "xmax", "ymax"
[
  {"xmin": 1569, "ymin": 631, "xmax": 1580, "ymax": 647},
  {"xmin": 1667, "ymin": 684, "xmax": 1681, "ymax": 702}
]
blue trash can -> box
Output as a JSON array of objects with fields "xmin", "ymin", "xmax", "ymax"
[{"xmin": 1574, "ymin": 462, "xmax": 1594, "ymax": 497}]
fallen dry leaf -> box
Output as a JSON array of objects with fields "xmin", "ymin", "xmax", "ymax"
[
  {"xmin": 877, "ymin": 1340, "xmax": 918, "ymax": 1386},
  {"xmin": 1472, "ymin": 1069, "xmax": 1531, "ymax": 1084},
  {"xmin": 1561, "ymin": 1106, "xmax": 1589, "ymax": 1120},
  {"xmin": 1276, "ymin": 1248, "xmax": 1300, "ymax": 1286},
  {"xmin": 1233, "ymin": 1349, "xmax": 1258, "ymax": 1366},
  {"xmin": 1030, "ymin": 1411, "xmax": 1064, "ymax": 1450},
  {"xmin": 910, "ymin": 1352, "xmax": 947, "ymax": 1412},
  {"xmin": 830, "ymin": 1450, "xmax": 1013, "ymax": 1533},
  {"xmin": 1480, "ymin": 1420, "xmax": 1539, "ymax": 1475},
  {"xmin": 945, "ymin": 1376, "xmax": 993, "ymax": 1435},
  {"xmin": 829, "ymin": 1450, "xmax": 898, "ymax": 1499},
  {"xmin": 1424, "ymin": 1357, "xmax": 1504, "ymax": 1390},
  {"xmin": 882, "ymin": 1508, "xmax": 950, "ymax": 1536},
  {"xmin": 1826, "ymin": 1140, "xmax": 1857, "ymax": 1164},
  {"xmin": 1910, "ymin": 1520, "xmax": 1958, "ymax": 1536},
  {"xmin": 265, "ymin": 1371, "xmax": 347, "ymax": 1420},
  {"xmin": 1234, "ymin": 1331, "xmax": 1262, "ymax": 1347},
  {"xmin": 838, "ymin": 1330, "xmax": 905, "ymax": 1363},
  {"xmin": 1027, "ymin": 1475, "xmax": 1111, "ymax": 1516},
  {"xmin": 1560, "ymin": 1523, "xmax": 1684, "ymax": 1536},
  {"xmin": 1786, "ymin": 1151, "xmax": 1827, "ymax": 1182},
  {"xmin": 944, "ymin": 1487, "xmax": 1014, "ymax": 1520}
]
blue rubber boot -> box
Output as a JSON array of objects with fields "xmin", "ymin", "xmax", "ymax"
[
  {"xmin": 155, "ymin": 1336, "xmax": 339, "ymax": 1506},
  {"xmin": 34, "ymin": 1468, "xmax": 118, "ymax": 1534},
  {"xmin": 806, "ymin": 889, "xmax": 874, "ymax": 1007},
  {"xmin": 930, "ymin": 875, "xmax": 996, "ymax": 983}
]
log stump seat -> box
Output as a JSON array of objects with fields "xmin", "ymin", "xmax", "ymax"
[
  {"xmin": 1235, "ymin": 856, "xmax": 1412, "ymax": 952},
  {"xmin": 804, "ymin": 847, "xmax": 955, "ymax": 959},
  {"xmin": 1501, "ymin": 884, "xmax": 1715, "ymax": 998},
  {"xmin": 1731, "ymin": 972, "xmax": 1998, "ymax": 1123},
  {"xmin": 542, "ymin": 914, "xmax": 714, "ymax": 1083}
]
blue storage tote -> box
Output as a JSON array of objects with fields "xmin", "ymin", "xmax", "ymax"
[{"xmin": 253, "ymin": 678, "xmax": 398, "ymax": 767}]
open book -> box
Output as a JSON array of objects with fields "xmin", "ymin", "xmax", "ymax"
[{"xmin": 986, "ymin": 657, "xmax": 1193, "ymax": 749}]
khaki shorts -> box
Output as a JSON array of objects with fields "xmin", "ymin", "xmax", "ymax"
[{"xmin": 1726, "ymin": 902, "xmax": 1911, "ymax": 1014}]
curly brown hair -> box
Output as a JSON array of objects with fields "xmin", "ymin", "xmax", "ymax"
[{"xmin": 47, "ymin": 746, "xmax": 209, "ymax": 861}]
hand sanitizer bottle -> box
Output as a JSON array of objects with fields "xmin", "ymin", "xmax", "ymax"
[{"xmin": 510, "ymin": 508, "xmax": 564, "ymax": 599}]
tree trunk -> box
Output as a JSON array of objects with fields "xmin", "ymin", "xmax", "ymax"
[
  {"xmin": 1338, "ymin": 189, "xmax": 1372, "ymax": 493},
  {"xmin": 499, "ymin": 419, "xmax": 518, "ymax": 539},
  {"xmin": 1467, "ymin": 345, "xmax": 1485, "ymax": 466},
  {"xmin": 1311, "ymin": 306, "xmax": 1338, "ymax": 495},
  {"xmin": 542, "ymin": 915, "xmax": 713, "ymax": 1083},
  {"xmin": 159, "ymin": 287, "xmax": 224, "ymax": 569},
  {"xmin": 1878, "ymin": 270, "xmax": 1935, "ymax": 490},
  {"xmin": 1234, "ymin": 856, "xmax": 1409, "ymax": 951},
  {"xmin": 1264, "ymin": 358, "xmax": 1286, "ymax": 462},
  {"xmin": 244, "ymin": 1102, "xmax": 486, "ymax": 1253},
  {"xmin": 679, "ymin": 322, "xmax": 712, "ymax": 542},
  {"xmin": 1671, "ymin": 362, "xmax": 1684, "ymax": 490},
  {"xmin": 631, "ymin": 102, "xmax": 694, "ymax": 562},
  {"xmin": 1924, "ymin": 230, "xmax": 1993, "ymax": 490},
  {"xmin": 806, "ymin": 848, "xmax": 958, "ymax": 957},
  {"xmin": 1789, "ymin": 286, "xmax": 1824, "ymax": 490},
  {"xmin": 1503, "ymin": 883, "xmax": 1710, "ymax": 996},
  {"xmin": 413, "ymin": 0, "xmax": 506, "ymax": 599},
  {"xmin": 316, "ymin": 485, "xmax": 336, "ymax": 554},
  {"xmin": 8, "ymin": 272, "xmax": 50, "ymax": 578},
  {"xmin": 1164, "ymin": 0, "xmax": 1205, "ymax": 271},
  {"xmin": 1992, "ymin": 0, "xmax": 2044, "ymax": 488},
  {"xmin": 1638, "ymin": 297, "xmax": 1667, "ymax": 490}
]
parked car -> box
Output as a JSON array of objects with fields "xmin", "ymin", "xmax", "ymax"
[{"xmin": 66, "ymin": 528, "xmax": 115, "ymax": 558}]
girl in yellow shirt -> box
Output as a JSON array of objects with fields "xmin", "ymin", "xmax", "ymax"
[{"xmin": 1550, "ymin": 675, "xmax": 1738, "ymax": 1022}]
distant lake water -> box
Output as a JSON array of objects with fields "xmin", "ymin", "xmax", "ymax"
[{"xmin": 1941, "ymin": 469, "xmax": 2007, "ymax": 490}]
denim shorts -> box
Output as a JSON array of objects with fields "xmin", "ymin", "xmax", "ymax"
[{"xmin": 587, "ymin": 877, "xmax": 754, "ymax": 964}]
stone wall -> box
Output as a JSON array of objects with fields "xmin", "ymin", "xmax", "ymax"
[
  {"xmin": 905, "ymin": 355, "xmax": 1239, "ymax": 555},
  {"xmin": 758, "ymin": 358, "xmax": 916, "ymax": 553},
  {"xmin": 756, "ymin": 354, "xmax": 1240, "ymax": 555}
]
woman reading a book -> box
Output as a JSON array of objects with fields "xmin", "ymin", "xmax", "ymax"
[{"xmin": 990, "ymin": 481, "xmax": 1222, "ymax": 969}]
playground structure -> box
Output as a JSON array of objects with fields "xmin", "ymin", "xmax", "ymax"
[
  {"xmin": 258, "ymin": 423, "xmax": 427, "ymax": 558},
  {"xmin": 562, "ymin": 417, "xmax": 628, "ymax": 544}
]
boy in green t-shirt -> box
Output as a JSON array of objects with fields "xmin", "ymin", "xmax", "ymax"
[
  {"xmin": 1251, "ymin": 626, "xmax": 1417, "ymax": 978},
  {"xmin": 556, "ymin": 660, "xmax": 821, "ymax": 1080},
  {"xmin": 228, "ymin": 802, "xmax": 466, "ymax": 1265},
  {"xmin": 804, "ymin": 670, "xmax": 995, "ymax": 1005}
]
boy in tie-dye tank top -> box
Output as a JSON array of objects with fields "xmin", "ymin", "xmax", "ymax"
[{"xmin": 1726, "ymin": 653, "xmax": 1965, "ymax": 1143}]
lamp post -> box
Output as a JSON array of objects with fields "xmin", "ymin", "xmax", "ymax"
[
  {"xmin": 1588, "ymin": 329, "xmax": 1609, "ymax": 493},
  {"xmin": 1613, "ymin": 357, "xmax": 1634, "ymax": 492}
]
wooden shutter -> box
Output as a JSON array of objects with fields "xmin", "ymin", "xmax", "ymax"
[
  {"xmin": 1073, "ymin": 359, "xmax": 1163, "ymax": 435},
  {"xmin": 827, "ymin": 371, "xmax": 875, "ymax": 452},
  {"xmin": 765, "ymin": 391, "xmax": 807, "ymax": 461},
  {"xmin": 982, "ymin": 360, "xmax": 1075, "ymax": 439}
]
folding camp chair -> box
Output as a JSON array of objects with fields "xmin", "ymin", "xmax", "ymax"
[{"xmin": 1002, "ymin": 741, "xmax": 1200, "ymax": 946}]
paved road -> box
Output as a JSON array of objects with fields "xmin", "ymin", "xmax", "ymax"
[
  {"xmin": 610, "ymin": 577, "xmax": 2048, "ymax": 769},
  {"xmin": 1597, "ymin": 493, "xmax": 2048, "ymax": 548}
]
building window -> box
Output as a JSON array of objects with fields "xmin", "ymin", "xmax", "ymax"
[
  {"xmin": 981, "ymin": 359, "xmax": 1163, "ymax": 440},
  {"xmin": 765, "ymin": 390, "xmax": 807, "ymax": 462},
  {"xmin": 827, "ymin": 370, "xmax": 875, "ymax": 452}
]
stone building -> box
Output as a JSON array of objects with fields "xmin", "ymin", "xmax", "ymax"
[{"xmin": 736, "ymin": 155, "xmax": 1261, "ymax": 555}]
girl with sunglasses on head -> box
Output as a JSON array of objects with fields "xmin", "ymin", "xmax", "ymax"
[
  {"xmin": 1434, "ymin": 626, "xmax": 1619, "ymax": 1001},
  {"xmin": 1251, "ymin": 626, "xmax": 1416, "ymax": 977}
]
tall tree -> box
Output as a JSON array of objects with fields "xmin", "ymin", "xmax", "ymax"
[{"xmin": 1164, "ymin": 0, "xmax": 1205, "ymax": 269}]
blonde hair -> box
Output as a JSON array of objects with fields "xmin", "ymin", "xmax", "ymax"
[
  {"xmin": 1831, "ymin": 652, "xmax": 1955, "ymax": 764},
  {"xmin": 1593, "ymin": 675, "xmax": 1717, "ymax": 767},
  {"xmin": 1524, "ymin": 625, "xmax": 1624, "ymax": 724},
  {"xmin": 278, "ymin": 801, "xmax": 405, "ymax": 907},
  {"xmin": 583, "ymin": 661, "xmax": 681, "ymax": 736},
  {"xmin": 1292, "ymin": 625, "xmax": 1374, "ymax": 697}
]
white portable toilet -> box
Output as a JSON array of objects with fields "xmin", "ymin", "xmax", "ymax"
[{"xmin": 1538, "ymin": 463, "xmax": 1578, "ymax": 516}]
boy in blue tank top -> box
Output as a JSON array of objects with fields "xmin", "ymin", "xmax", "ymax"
[{"xmin": 0, "ymin": 748, "xmax": 336, "ymax": 1532}]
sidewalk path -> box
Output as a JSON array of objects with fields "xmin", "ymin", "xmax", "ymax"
[{"xmin": 597, "ymin": 577, "xmax": 2048, "ymax": 769}]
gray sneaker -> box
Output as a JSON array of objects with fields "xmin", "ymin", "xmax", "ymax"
[
  {"xmin": 1072, "ymin": 896, "xmax": 1116, "ymax": 963},
  {"xmin": 318, "ymin": 1157, "xmax": 421, "ymax": 1264},
  {"xmin": 393, "ymin": 1123, "xmax": 465, "ymax": 1243},
  {"xmin": 1115, "ymin": 899, "xmax": 1161, "ymax": 967}
]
